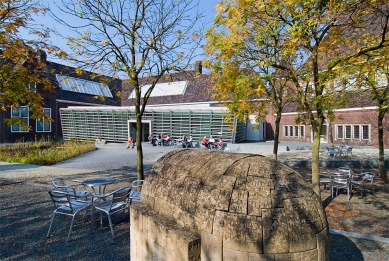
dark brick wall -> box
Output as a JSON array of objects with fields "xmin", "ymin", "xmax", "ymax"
[{"xmin": 1, "ymin": 61, "xmax": 122, "ymax": 142}]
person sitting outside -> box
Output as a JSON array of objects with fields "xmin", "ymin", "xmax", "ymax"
[
  {"xmin": 187, "ymin": 135, "xmax": 193, "ymax": 148},
  {"xmin": 158, "ymin": 133, "xmax": 164, "ymax": 146},
  {"xmin": 148, "ymin": 133, "xmax": 157, "ymax": 146},
  {"xmin": 164, "ymin": 134, "xmax": 171, "ymax": 146},
  {"xmin": 126, "ymin": 137, "xmax": 135, "ymax": 149},
  {"xmin": 201, "ymin": 136, "xmax": 209, "ymax": 150},
  {"xmin": 216, "ymin": 137, "xmax": 223, "ymax": 149},
  {"xmin": 181, "ymin": 135, "xmax": 188, "ymax": 148},
  {"xmin": 208, "ymin": 135, "xmax": 215, "ymax": 150}
]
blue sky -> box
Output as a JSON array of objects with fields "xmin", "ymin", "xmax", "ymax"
[{"xmin": 28, "ymin": 0, "xmax": 221, "ymax": 67}]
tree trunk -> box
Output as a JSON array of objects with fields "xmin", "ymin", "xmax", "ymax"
[
  {"xmin": 329, "ymin": 120, "xmax": 334, "ymax": 146},
  {"xmin": 272, "ymin": 113, "xmax": 282, "ymax": 160},
  {"xmin": 378, "ymin": 111, "xmax": 386, "ymax": 178},
  {"xmin": 136, "ymin": 114, "xmax": 144, "ymax": 180},
  {"xmin": 312, "ymin": 126, "xmax": 322, "ymax": 197}
]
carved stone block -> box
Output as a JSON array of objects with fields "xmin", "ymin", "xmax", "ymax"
[
  {"xmin": 201, "ymin": 231, "xmax": 222, "ymax": 261},
  {"xmin": 131, "ymin": 151, "xmax": 329, "ymax": 261},
  {"xmin": 229, "ymin": 190, "xmax": 248, "ymax": 214}
]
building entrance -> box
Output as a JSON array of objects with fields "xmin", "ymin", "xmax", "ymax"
[{"xmin": 128, "ymin": 120, "xmax": 151, "ymax": 142}]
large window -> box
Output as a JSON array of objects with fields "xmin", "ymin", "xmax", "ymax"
[
  {"xmin": 336, "ymin": 124, "xmax": 370, "ymax": 141},
  {"xmin": 11, "ymin": 106, "xmax": 29, "ymax": 132},
  {"xmin": 284, "ymin": 125, "xmax": 305, "ymax": 138},
  {"xmin": 56, "ymin": 74, "xmax": 113, "ymax": 98},
  {"xmin": 345, "ymin": 125, "xmax": 352, "ymax": 139},
  {"xmin": 36, "ymin": 108, "xmax": 51, "ymax": 132}
]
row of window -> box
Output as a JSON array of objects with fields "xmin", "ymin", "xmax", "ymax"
[
  {"xmin": 284, "ymin": 125, "xmax": 305, "ymax": 138},
  {"xmin": 283, "ymin": 124, "xmax": 370, "ymax": 141},
  {"xmin": 336, "ymin": 124, "xmax": 370, "ymax": 140},
  {"xmin": 11, "ymin": 106, "xmax": 51, "ymax": 132}
]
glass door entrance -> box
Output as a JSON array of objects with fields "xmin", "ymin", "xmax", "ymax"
[{"xmin": 128, "ymin": 121, "xmax": 151, "ymax": 142}]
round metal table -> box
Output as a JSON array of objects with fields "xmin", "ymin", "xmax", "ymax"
[{"xmin": 82, "ymin": 178, "xmax": 117, "ymax": 196}]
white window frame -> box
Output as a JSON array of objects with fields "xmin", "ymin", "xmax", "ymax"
[
  {"xmin": 345, "ymin": 125, "xmax": 352, "ymax": 140},
  {"xmin": 36, "ymin": 108, "xmax": 51, "ymax": 132},
  {"xmin": 11, "ymin": 106, "xmax": 29, "ymax": 132},
  {"xmin": 337, "ymin": 125, "xmax": 344, "ymax": 139},
  {"xmin": 336, "ymin": 124, "xmax": 370, "ymax": 141},
  {"xmin": 362, "ymin": 125, "xmax": 370, "ymax": 140},
  {"xmin": 300, "ymin": 126, "xmax": 305, "ymax": 137},
  {"xmin": 283, "ymin": 125, "xmax": 305, "ymax": 138},
  {"xmin": 353, "ymin": 125, "xmax": 360, "ymax": 140}
]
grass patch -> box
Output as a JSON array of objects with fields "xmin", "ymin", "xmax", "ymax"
[{"xmin": 0, "ymin": 141, "xmax": 96, "ymax": 165}]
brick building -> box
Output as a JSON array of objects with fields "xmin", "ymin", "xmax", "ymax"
[{"xmin": 0, "ymin": 59, "xmax": 121, "ymax": 142}]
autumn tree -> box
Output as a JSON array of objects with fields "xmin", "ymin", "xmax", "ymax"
[
  {"xmin": 205, "ymin": 0, "xmax": 295, "ymax": 160},
  {"xmin": 327, "ymin": 1, "xmax": 389, "ymax": 178},
  {"xmin": 358, "ymin": 60, "xmax": 389, "ymax": 178},
  {"xmin": 205, "ymin": 0, "xmax": 388, "ymax": 196},
  {"xmin": 53, "ymin": 0, "xmax": 205, "ymax": 180},
  {"xmin": 350, "ymin": 56, "xmax": 389, "ymax": 179},
  {"xmin": 0, "ymin": 0, "xmax": 56, "ymax": 129}
]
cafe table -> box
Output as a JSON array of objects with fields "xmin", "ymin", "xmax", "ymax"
[
  {"xmin": 82, "ymin": 178, "xmax": 117, "ymax": 232},
  {"xmin": 82, "ymin": 178, "xmax": 117, "ymax": 196}
]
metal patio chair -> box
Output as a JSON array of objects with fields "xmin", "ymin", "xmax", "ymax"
[
  {"xmin": 345, "ymin": 145, "xmax": 353, "ymax": 157},
  {"xmin": 326, "ymin": 146, "xmax": 337, "ymax": 157},
  {"xmin": 320, "ymin": 172, "xmax": 331, "ymax": 190},
  {"xmin": 336, "ymin": 167, "xmax": 353, "ymax": 177},
  {"xmin": 52, "ymin": 177, "xmax": 90, "ymax": 200},
  {"xmin": 351, "ymin": 172, "xmax": 376, "ymax": 198},
  {"xmin": 331, "ymin": 174, "xmax": 352, "ymax": 200},
  {"xmin": 47, "ymin": 190, "xmax": 93, "ymax": 241},
  {"xmin": 129, "ymin": 180, "xmax": 144, "ymax": 204},
  {"xmin": 92, "ymin": 187, "xmax": 132, "ymax": 238}
]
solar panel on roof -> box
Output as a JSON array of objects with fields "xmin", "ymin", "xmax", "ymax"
[
  {"xmin": 128, "ymin": 81, "xmax": 188, "ymax": 99},
  {"xmin": 56, "ymin": 74, "xmax": 113, "ymax": 98}
]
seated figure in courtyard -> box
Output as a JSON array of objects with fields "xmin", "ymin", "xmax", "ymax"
[
  {"xmin": 181, "ymin": 135, "xmax": 188, "ymax": 148},
  {"xmin": 127, "ymin": 137, "xmax": 135, "ymax": 149},
  {"xmin": 208, "ymin": 135, "xmax": 215, "ymax": 149},
  {"xmin": 216, "ymin": 137, "xmax": 223, "ymax": 149},
  {"xmin": 164, "ymin": 134, "xmax": 171, "ymax": 145},
  {"xmin": 187, "ymin": 135, "xmax": 193, "ymax": 148},
  {"xmin": 201, "ymin": 136, "xmax": 209, "ymax": 149}
]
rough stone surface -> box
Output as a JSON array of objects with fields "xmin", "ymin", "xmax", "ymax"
[{"xmin": 130, "ymin": 150, "xmax": 330, "ymax": 260}]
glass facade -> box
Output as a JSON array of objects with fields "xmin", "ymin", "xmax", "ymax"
[{"xmin": 60, "ymin": 107, "xmax": 243, "ymax": 143}]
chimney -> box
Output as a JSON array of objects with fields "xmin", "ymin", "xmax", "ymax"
[
  {"xmin": 38, "ymin": 50, "xmax": 47, "ymax": 64},
  {"xmin": 195, "ymin": 61, "xmax": 202, "ymax": 74}
]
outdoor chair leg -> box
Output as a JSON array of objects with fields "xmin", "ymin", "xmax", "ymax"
[
  {"xmin": 47, "ymin": 212, "xmax": 56, "ymax": 237},
  {"xmin": 107, "ymin": 214, "xmax": 115, "ymax": 238},
  {"xmin": 100, "ymin": 212, "xmax": 103, "ymax": 228},
  {"xmin": 68, "ymin": 216, "xmax": 76, "ymax": 242},
  {"xmin": 371, "ymin": 186, "xmax": 375, "ymax": 198}
]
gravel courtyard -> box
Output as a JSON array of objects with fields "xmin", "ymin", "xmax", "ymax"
[{"xmin": 0, "ymin": 142, "xmax": 388, "ymax": 260}]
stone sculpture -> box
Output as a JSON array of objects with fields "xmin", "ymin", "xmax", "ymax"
[{"xmin": 130, "ymin": 150, "xmax": 329, "ymax": 261}]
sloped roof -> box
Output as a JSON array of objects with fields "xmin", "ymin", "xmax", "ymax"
[
  {"xmin": 282, "ymin": 91, "xmax": 376, "ymax": 114},
  {"xmin": 122, "ymin": 71, "xmax": 218, "ymax": 106}
]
